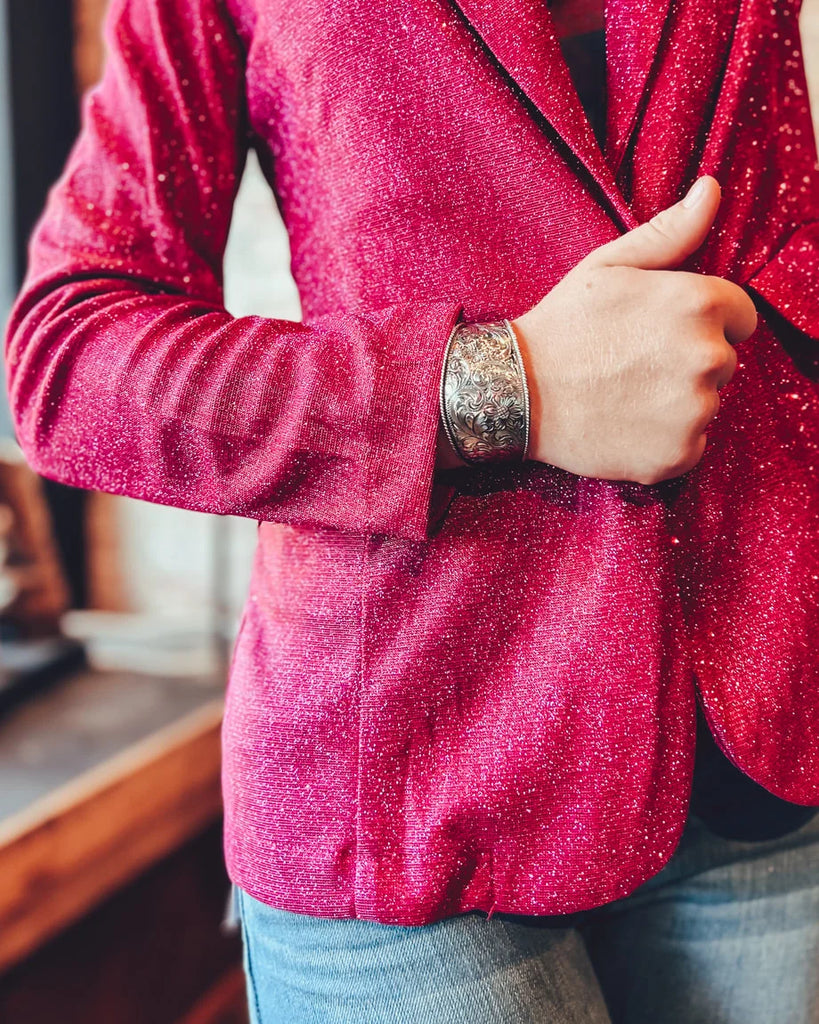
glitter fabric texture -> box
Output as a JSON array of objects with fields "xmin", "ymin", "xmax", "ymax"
[{"xmin": 4, "ymin": 0, "xmax": 819, "ymax": 925}]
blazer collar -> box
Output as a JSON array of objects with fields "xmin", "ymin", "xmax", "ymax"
[{"xmin": 447, "ymin": 0, "xmax": 674, "ymax": 231}]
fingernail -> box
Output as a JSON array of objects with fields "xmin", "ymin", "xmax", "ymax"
[{"xmin": 682, "ymin": 177, "xmax": 708, "ymax": 209}]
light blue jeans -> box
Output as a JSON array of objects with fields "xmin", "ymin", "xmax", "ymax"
[{"xmin": 233, "ymin": 807, "xmax": 819, "ymax": 1023}]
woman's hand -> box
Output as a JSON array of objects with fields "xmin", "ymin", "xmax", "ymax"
[{"xmin": 511, "ymin": 175, "xmax": 758, "ymax": 486}]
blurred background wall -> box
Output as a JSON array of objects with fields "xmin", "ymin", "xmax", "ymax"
[
  {"xmin": 0, "ymin": 1, "xmax": 14, "ymax": 436},
  {"xmin": 0, "ymin": 0, "xmax": 305, "ymax": 677}
]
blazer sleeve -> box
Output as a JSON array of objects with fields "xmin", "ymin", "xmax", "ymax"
[{"xmin": 2, "ymin": 0, "xmax": 463, "ymax": 543}]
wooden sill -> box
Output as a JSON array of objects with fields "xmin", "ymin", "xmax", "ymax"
[{"xmin": 0, "ymin": 698, "xmax": 224, "ymax": 973}]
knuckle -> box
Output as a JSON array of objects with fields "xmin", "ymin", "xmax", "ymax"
[
  {"xmin": 694, "ymin": 392, "xmax": 720, "ymax": 428},
  {"xmin": 636, "ymin": 456, "xmax": 673, "ymax": 486},
  {"xmin": 693, "ymin": 337, "xmax": 736, "ymax": 383},
  {"xmin": 664, "ymin": 452, "xmax": 697, "ymax": 479},
  {"xmin": 648, "ymin": 435, "xmax": 705, "ymax": 483},
  {"xmin": 747, "ymin": 297, "xmax": 760, "ymax": 332},
  {"xmin": 732, "ymin": 280, "xmax": 756, "ymax": 310},
  {"xmin": 722, "ymin": 344, "xmax": 739, "ymax": 381},
  {"xmin": 645, "ymin": 213, "xmax": 677, "ymax": 246},
  {"xmin": 606, "ymin": 265, "xmax": 644, "ymax": 298},
  {"xmin": 702, "ymin": 341, "xmax": 729, "ymax": 375},
  {"xmin": 725, "ymin": 283, "xmax": 759, "ymax": 337},
  {"xmin": 688, "ymin": 278, "xmax": 720, "ymax": 316}
]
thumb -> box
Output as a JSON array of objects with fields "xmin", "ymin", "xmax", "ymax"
[{"xmin": 584, "ymin": 175, "xmax": 722, "ymax": 272}]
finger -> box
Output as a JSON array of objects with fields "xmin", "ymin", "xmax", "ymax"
[{"xmin": 630, "ymin": 268, "xmax": 759, "ymax": 347}]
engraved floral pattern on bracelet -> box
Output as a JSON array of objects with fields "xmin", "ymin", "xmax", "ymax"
[{"xmin": 443, "ymin": 321, "xmax": 528, "ymax": 462}]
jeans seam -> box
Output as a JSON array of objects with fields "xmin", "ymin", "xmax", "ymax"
[{"xmin": 237, "ymin": 889, "xmax": 265, "ymax": 1024}]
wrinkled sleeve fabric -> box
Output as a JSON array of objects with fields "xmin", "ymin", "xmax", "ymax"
[{"xmin": 2, "ymin": 0, "xmax": 463, "ymax": 542}]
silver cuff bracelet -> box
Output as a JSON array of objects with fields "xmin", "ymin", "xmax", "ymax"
[{"xmin": 439, "ymin": 318, "xmax": 531, "ymax": 464}]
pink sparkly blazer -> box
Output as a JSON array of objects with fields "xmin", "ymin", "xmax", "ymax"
[{"xmin": 5, "ymin": 0, "xmax": 819, "ymax": 925}]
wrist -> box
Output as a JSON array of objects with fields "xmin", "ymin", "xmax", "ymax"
[{"xmin": 508, "ymin": 315, "xmax": 542, "ymax": 463}]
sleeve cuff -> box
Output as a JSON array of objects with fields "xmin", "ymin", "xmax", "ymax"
[{"xmin": 364, "ymin": 298, "xmax": 465, "ymax": 542}]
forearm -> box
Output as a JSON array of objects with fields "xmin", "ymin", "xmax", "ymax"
[{"xmin": 6, "ymin": 274, "xmax": 464, "ymax": 541}]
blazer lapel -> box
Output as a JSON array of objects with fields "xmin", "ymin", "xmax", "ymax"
[
  {"xmin": 605, "ymin": 0, "xmax": 674, "ymax": 179},
  {"xmin": 447, "ymin": 0, "xmax": 674, "ymax": 232}
]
